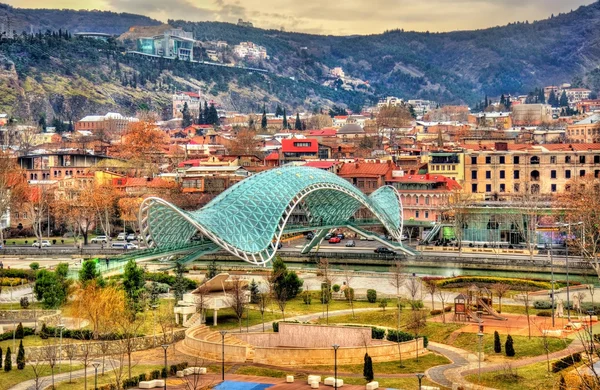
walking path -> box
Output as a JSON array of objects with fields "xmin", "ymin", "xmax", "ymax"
[{"xmin": 8, "ymin": 361, "xmax": 111, "ymax": 390}]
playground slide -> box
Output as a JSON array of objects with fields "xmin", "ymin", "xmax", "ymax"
[
  {"xmin": 477, "ymin": 298, "xmax": 508, "ymax": 321},
  {"xmin": 465, "ymin": 308, "xmax": 483, "ymax": 323}
]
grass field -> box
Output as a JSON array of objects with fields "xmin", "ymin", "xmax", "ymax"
[
  {"xmin": 54, "ymin": 364, "xmax": 163, "ymax": 390},
  {"xmin": 0, "ymin": 363, "xmax": 83, "ymax": 390},
  {"xmin": 450, "ymin": 333, "xmax": 570, "ymax": 358},
  {"xmin": 297, "ymin": 353, "xmax": 450, "ymax": 374},
  {"xmin": 465, "ymin": 360, "xmax": 573, "ymax": 390}
]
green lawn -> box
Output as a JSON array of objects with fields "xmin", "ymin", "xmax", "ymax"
[
  {"xmin": 297, "ymin": 353, "xmax": 450, "ymax": 374},
  {"xmin": 54, "ymin": 364, "xmax": 163, "ymax": 390},
  {"xmin": 314, "ymin": 309, "xmax": 463, "ymax": 344},
  {"xmin": 0, "ymin": 335, "xmax": 79, "ymax": 350},
  {"xmin": 464, "ymin": 361, "xmax": 568, "ymax": 390},
  {"xmin": 451, "ymin": 333, "xmax": 570, "ymax": 358},
  {"xmin": 0, "ymin": 363, "xmax": 82, "ymax": 390}
]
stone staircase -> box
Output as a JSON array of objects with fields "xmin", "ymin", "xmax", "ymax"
[
  {"xmin": 183, "ymin": 312, "xmax": 203, "ymax": 328},
  {"xmin": 180, "ymin": 325, "xmax": 256, "ymax": 362}
]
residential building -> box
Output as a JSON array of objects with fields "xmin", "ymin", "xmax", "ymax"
[
  {"xmin": 332, "ymin": 116, "xmax": 348, "ymax": 128},
  {"xmin": 281, "ymin": 139, "xmax": 330, "ymax": 162},
  {"xmin": 378, "ymin": 96, "xmax": 404, "ymax": 108},
  {"xmin": 75, "ymin": 113, "xmax": 139, "ymax": 134},
  {"xmin": 511, "ymin": 104, "xmax": 553, "ymax": 126},
  {"xmin": 174, "ymin": 166, "xmax": 249, "ymax": 193},
  {"xmin": 337, "ymin": 161, "xmax": 395, "ymax": 194},
  {"xmin": 467, "ymin": 112, "xmax": 512, "ymax": 130},
  {"xmin": 137, "ymin": 28, "xmax": 195, "ymax": 61},
  {"xmin": 18, "ymin": 149, "xmax": 114, "ymax": 182},
  {"xmin": 566, "ymin": 88, "xmax": 592, "ymax": 104},
  {"xmin": 577, "ymin": 99, "xmax": 600, "ymax": 113},
  {"xmin": 330, "ymin": 67, "xmax": 345, "ymax": 78},
  {"xmin": 425, "ymin": 152, "xmax": 465, "ymax": 182},
  {"xmin": 566, "ymin": 114, "xmax": 600, "ymax": 143},
  {"xmin": 337, "ymin": 124, "xmax": 365, "ymax": 140},
  {"xmin": 233, "ymin": 42, "xmax": 268, "ymax": 60}
]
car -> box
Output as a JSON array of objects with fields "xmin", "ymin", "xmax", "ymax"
[
  {"xmin": 400, "ymin": 234, "xmax": 409, "ymax": 241},
  {"xmin": 374, "ymin": 247, "xmax": 396, "ymax": 255},
  {"xmin": 345, "ymin": 240, "xmax": 356, "ymax": 247},
  {"xmin": 337, "ymin": 233, "xmax": 345, "ymax": 239},
  {"xmin": 306, "ymin": 232, "xmax": 314, "ymax": 240},
  {"xmin": 116, "ymin": 233, "xmax": 126, "ymax": 241},
  {"xmin": 91, "ymin": 235, "xmax": 110, "ymax": 244},
  {"xmin": 126, "ymin": 234, "xmax": 137, "ymax": 242},
  {"xmin": 328, "ymin": 237, "xmax": 341, "ymax": 244},
  {"xmin": 111, "ymin": 242, "xmax": 138, "ymax": 250},
  {"xmin": 32, "ymin": 240, "xmax": 51, "ymax": 247},
  {"xmin": 324, "ymin": 233, "xmax": 334, "ymax": 240}
]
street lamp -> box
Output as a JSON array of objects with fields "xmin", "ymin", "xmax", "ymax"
[
  {"xmin": 416, "ymin": 373, "xmax": 425, "ymax": 390},
  {"xmin": 161, "ymin": 344, "xmax": 169, "ymax": 390},
  {"xmin": 151, "ymin": 304, "xmax": 158, "ymax": 347},
  {"xmin": 332, "ymin": 344, "xmax": 340, "ymax": 390},
  {"xmin": 220, "ymin": 331, "xmax": 227, "ymax": 381},
  {"xmin": 92, "ymin": 362, "xmax": 100, "ymax": 390},
  {"xmin": 57, "ymin": 323, "xmax": 65, "ymax": 373},
  {"xmin": 477, "ymin": 332, "xmax": 484, "ymax": 383}
]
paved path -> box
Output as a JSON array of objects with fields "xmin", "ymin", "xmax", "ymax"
[
  {"xmin": 426, "ymin": 342, "xmax": 472, "ymax": 389},
  {"xmin": 9, "ymin": 361, "xmax": 111, "ymax": 390}
]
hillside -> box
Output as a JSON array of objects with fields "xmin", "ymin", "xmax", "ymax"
[{"xmin": 1, "ymin": 2, "xmax": 600, "ymax": 121}]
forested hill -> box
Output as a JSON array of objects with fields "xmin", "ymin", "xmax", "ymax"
[
  {"xmin": 169, "ymin": 1, "xmax": 600, "ymax": 104},
  {"xmin": 0, "ymin": 4, "xmax": 161, "ymax": 35}
]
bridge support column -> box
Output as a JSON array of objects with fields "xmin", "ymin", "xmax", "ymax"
[{"xmin": 213, "ymin": 309, "xmax": 218, "ymax": 326}]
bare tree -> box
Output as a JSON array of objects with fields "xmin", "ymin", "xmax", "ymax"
[
  {"xmin": 157, "ymin": 302, "xmax": 176, "ymax": 345},
  {"xmin": 436, "ymin": 290, "xmax": 453, "ymax": 323},
  {"xmin": 29, "ymin": 359, "xmax": 50, "ymax": 390},
  {"xmin": 518, "ymin": 292, "xmax": 533, "ymax": 339},
  {"xmin": 317, "ymin": 259, "xmax": 332, "ymax": 324},
  {"xmin": 406, "ymin": 276, "xmax": 422, "ymax": 306},
  {"xmin": 389, "ymin": 260, "xmax": 407, "ymax": 365},
  {"xmin": 510, "ymin": 193, "xmax": 543, "ymax": 260},
  {"xmin": 492, "ymin": 283, "xmax": 510, "ymax": 313},
  {"xmin": 41, "ymin": 342, "xmax": 58, "ymax": 390},
  {"xmin": 115, "ymin": 309, "xmax": 144, "ymax": 380},
  {"xmin": 108, "ymin": 340, "xmax": 128, "ymax": 390},
  {"xmin": 342, "ymin": 265, "xmax": 355, "ymax": 319},
  {"xmin": 406, "ymin": 310, "xmax": 428, "ymax": 362},
  {"xmin": 257, "ymin": 291, "xmax": 271, "ymax": 332},
  {"xmin": 77, "ymin": 336, "xmax": 94, "ymax": 390},
  {"xmin": 64, "ymin": 342, "xmax": 77, "ymax": 383},
  {"xmin": 181, "ymin": 358, "xmax": 216, "ymax": 390},
  {"xmin": 24, "ymin": 185, "xmax": 52, "ymax": 244},
  {"xmin": 424, "ymin": 280, "xmax": 438, "ymax": 310},
  {"xmin": 226, "ymin": 276, "xmax": 248, "ymax": 332}
]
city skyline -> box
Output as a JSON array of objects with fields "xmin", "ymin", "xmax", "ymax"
[{"xmin": 3, "ymin": 0, "xmax": 594, "ymax": 35}]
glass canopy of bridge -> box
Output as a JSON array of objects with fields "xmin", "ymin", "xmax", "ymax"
[{"xmin": 139, "ymin": 166, "xmax": 411, "ymax": 266}]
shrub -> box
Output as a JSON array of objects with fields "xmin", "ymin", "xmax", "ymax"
[
  {"xmin": 551, "ymin": 353, "xmax": 581, "ymax": 373},
  {"xmin": 371, "ymin": 327, "xmax": 385, "ymax": 339},
  {"xmin": 430, "ymin": 309, "xmax": 443, "ymax": 315},
  {"xmin": 537, "ymin": 311, "xmax": 552, "ymax": 317},
  {"xmin": 15, "ymin": 323, "xmax": 24, "ymax": 339},
  {"xmin": 366, "ymin": 289, "xmax": 377, "ymax": 303},
  {"xmin": 161, "ymin": 367, "xmax": 168, "ymax": 378},
  {"xmin": 332, "ymin": 284, "xmax": 340, "ymax": 292},
  {"xmin": 379, "ymin": 298, "xmax": 388, "ymax": 311},
  {"xmin": 150, "ymin": 369, "xmax": 161, "ymax": 379},
  {"xmin": 29, "ymin": 262, "xmax": 40, "ymax": 271},
  {"xmin": 344, "ymin": 287, "xmax": 355, "ymax": 301},
  {"xmin": 436, "ymin": 276, "xmax": 552, "ymax": 290},
  {"xmin": 444, "ymin": 305, "xmax": 452, "ymax": 312},
  {"xmin": 494, "ymin": 331, "xmax": 501, "ymax": 353},
  {"xmin": 302, "ymin": 291, "xmax": 312, "ymax": 305},
  {"xmin": 505, "ymin": 335, "xmax": 515, "ymax": 357},
  {"xmin": 272, "ymin": 320, "xmax": 299, "ymax": 332},
  {"xmin": 40, "ymin": 323, "xmax": 48, "ymax": 339},
  {"xmin": 409, "ymin": 300, "xmax": 424, "ymax": 310},
  {"xmin": 386, "ymin": 330, "xmax": 414, "ymax": 343},
  {"xmin": 19, "ymin": 297, "xmax": 29, "ymax": 309},
  {"xmin": 363, "ymin": 353, "xmax": 374, "ymax": 382},
  {"xmin": 4, "ymin": 347, "xmax": 11, "ymax": 372},
  {"xmin": 144, "ymin": 272, "xmax": 197, "ymax": 290},
  {"xmin": 533, "ymin": 301, "xmax": 554, "ymax": 309},
  {"xmin": 423, "ymin": 336, "xmax": 428, "ymax": 348},
  {"xmin": 139, "ymin": 373, "xmax": 147, "ymax": 382}
]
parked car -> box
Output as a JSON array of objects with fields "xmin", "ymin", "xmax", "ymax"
[
  {"xmin": 374, "ymin": 247, "xmax": 396, "ymax": 255},
  {"xmin": 111, "ymin": 242, "xmax": 138, "ymax": 250},
  {"xmin": 324, "ymin": 233, "xmax": 334, "ymax": 240},
  {"xmin": 32, "ymin": 240, "xmax": 51, "ymax": 247},
  {"xmin": 306, "ymin": 232, "xmax": 314, "ymax": 240},
  {"xmin": 328, "ymin": 237, "xmax": 341, "ymax": 244},
  {"xmin": 126, "ymin": 233, "xmax": 137, "ymax": 242},
  {"xmin": 400, "ymin": 234, "xmax": 409, "ymax": 241},
  {"xmin": 337, "ymin": 233, "xmax": 345, "ymax": 239},
  {"xmin": 116, "ymin": 233, "xmax": 126, "ymax": 241},
  {"xmin": 345, "ymin": 240, "xmax": 356, "ymax": 247},
  {"xmin": 91, "ymin": 235, "xmax": 110, "ymax": 244}
]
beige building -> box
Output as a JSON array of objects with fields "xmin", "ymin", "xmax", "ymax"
[
  {"xmin": 566, "ymin": 114, "xmax": 600, "ymax": 143},
  {"xmin": 461, "ymin": 142, "xmax": 600, "ymax": 199},
  {"xmin": 512, "ymin": 104, "xmax": 553, "ymax": 126}
]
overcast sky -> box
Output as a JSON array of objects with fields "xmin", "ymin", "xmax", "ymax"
[{"xmin": 5, "ymin": 0, "xmax": 594, "ymax": 35}]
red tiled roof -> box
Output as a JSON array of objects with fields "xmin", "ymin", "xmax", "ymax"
[
  {"xmin": 181, "ymin": 92, "xmax": 200, "ymax": 98},
  {"xmin": 338, "ymin": 162, "xmax": 393, "ymax": 177},
  {"xmin": 264, "ymin": 151, "xmax": 280, "ymax": 161},
  {"xmin": 281, "ymin": 139, "xmax": 318, "ymax": 153},
  {"xmin": 460, "ymin": 143, "xmax": 534, "ymax": 151},
  {"xmin": 389, "ymin": 173, "xmax": 462, "ymax": 191},
  {"xmin": 540, "ymin": 143, "xmax": 600, "ymax": 151},
  {"xmin": 308, "ymin": 129, "xmax": 337, "ymax": 137},
  {"xmin": 304, "ymin": 161, "xmax": 336, "ymax": 169},
  {"xmin": 334, "ymin": 116, "xmax": 348, "ymax": 120}
]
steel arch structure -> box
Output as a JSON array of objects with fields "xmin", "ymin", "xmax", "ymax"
[{"xmin": 139, "ymin": 166, "xmax": 405, "ymax": 266}]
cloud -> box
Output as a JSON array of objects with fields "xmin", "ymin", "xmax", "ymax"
[{"xmin": 4, "ymin": 0, "xmax": 595, "ymax": 34}]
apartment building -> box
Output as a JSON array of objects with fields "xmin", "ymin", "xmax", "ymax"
[
  {"xmin": 566, "ymin": 114, "xmax": 600, "ymax": 143},
  {"xmin": 424, "ymin": 152, "xmax": 465, "ymax": 182},
  {"xmin": 461, "ymin": 142, "xmax": 600, "ymax": 199},
  {"xmin": 75, "ymin": 113, "xmax": 138, "ymax": 135}
]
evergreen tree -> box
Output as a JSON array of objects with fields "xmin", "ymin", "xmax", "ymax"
[
  {"xmin": 15, "ymin": 323, "xmax": 23, "ymax": 339},
  {"xmin": 0, "ymin": 347, "xmax": 3, "ymax": 369},
  {"xmin": 484, "ymin": 95, "xmax": 489, "ymax": 108},
  {"xmin": 494, "ymin": 330, "xmax": 501, "ymax": 353},
  {"xmin": 548, "ymin": 90, "xmax": 558, "ymax": 107},
  {"xmin": 181, "ymin": 102, "xmax": 193, "ymax": 128},
  {"xmin": 505, "ymin": 334, "xmax": 515, "ymax": 357},
  {"xmin": 197, "ymin": 105, "xmax": 204, "ymax": 125},
  {"xmin": 207, "ymin": 103, "xmax": 219, "ymax": 125},
  {"xmin": 16, "ymin": 341, "xmax": 24, "ymax": 370},
  {"xmin": 203, "ymin": 101, "xmax": 209, "ymax": 124},
  {"xmin": 38, "ymin": 115, "xmax": 46, "ymax": 131},
  {"xmin": 122, "ymin": 259, "xmax": 145, "ymax": 312},
  {"xmin": 261, "ymin": 105, "xmax": 268, "ymax": 130},
  {"xmin": 4, "ymin": 347, "xmax": 11, "ymax": 372},
  {"xmin": 173, "ymin": 263, "xmax": 187, "ymax": 302},
  {"xmin": 500, "ymin": 94, "xmax": 506, "ymax": 108},
  {"xmin": 207, "ymin": 260, "xmax": 219, "ymax": 279},
  {"xmin": 363, "ymin": 353, "xmax": 374, "ymax": 382},
  {"xmin": 79, "ymin": 259, "xmax": 102, "ymax": 287},
  {"xmin": 249, "ymin": 279, "xmax": 260, "ymax": 304},
  {"xmin": 282, "ymin": 108, "xmax": 288, "ymax": 129},
  {"xmin": 537, "ymin": 88, "xmax": 546, "ymax": 104},
  {"xmin": 559, "ymin": 91, "xmax": 569, "ymax": 107},
  {"xmin": 294, "ymin": 113, "xmax": 302, "ymax": 130},
  {"xmin": 275, "ymin": 105, "xmax": 283, "ymax": 117},
  {"xmin": 558, "ymin": 375, "xmax": 567, "ymax": 390},
  {"xmin": 271, "ymin": 257, "xmax": 303, "ymax": 300}
]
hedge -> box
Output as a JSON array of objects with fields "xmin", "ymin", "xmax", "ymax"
[
  {"xmin": 43, "ymin": 326, "xmax": 143, "ymax": 340},
  {"xmin": 435, "ymin": 276, "xmax": 552, "ymax": 290},
  {"xmin": 273, "ymin": 320, "xmax": 300, "ymax": 332},
  {"xmin": 0, "ymin": 328, "xmax": 34, "ymax": 342},
  {"xmin": 0, "ymin": 269, "xmax": 35, "ymax": 281},
  {"xmin": 552, "ymin": 353, "xmax": 581, "ymax": 373},
  {"xmin": 170, "ymin": 362, "xmax": 189, "ymax": 375},
  {"xmin": 534, "ymin": 301, "xmax": 555, "ymax": 309},
  {"xmin": 144, "ymin": 272, "xmax": 197, "ymax": 290},
  {"xmin": 371, "ymin": 327, "xmax": 385, "ymax": 339},
  {"xmin": 386, "ymin": 330, "xmax": 414, "ymax": 343},
  {"xmin": 430, "ymin": 309, "xmax": 443, "ymax": 315},
  {"xmin": 536, "ymin": 311, "xmax": 552, "ymax": 317}
]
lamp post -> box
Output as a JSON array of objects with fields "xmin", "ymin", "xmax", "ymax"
[
  {"xmin": 57, "ymin": 323, "xmax": 65, "ymax": 374},
  {"xmin": 416, "ymin": 373, "xmax": 425, "ymax": 390},
  {"xmin": 161, "ymin": 344, "xmax": 169, "ymax": 390},
  {"xmin": 220, "ymin": 331, "xmax": 227, "ymax": 381},
  {"xmin": 477, "ymin": 332, "xmax": 484, "ymax": 383},
  {"xmin": 151, "ymin": 304, "xmax": 158, "ymax": 347},
  {"xmin": 332, "ymin": 344, "xmax": 339, "ymax": 390},
  {"xmin": 549, "ymin": 231, "xmax": 555, "ymax": 328},
  {"xmin": 588, "ymin": 310, "xmax": 595, "ymax": 354},
  {"xmin": 92, "ymin": 362, "xmax": 100, "ymax": 390}
]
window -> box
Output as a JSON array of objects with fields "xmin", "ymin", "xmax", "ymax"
[
  {"xmin": 425, "ymin": 197, "xmax": 430, "ymax": 205},
  {"xmin": 471, "ymin": 156, "xmax": 477, "ymax": 165},
  {"xmin": 596, "ymin": 170, "xmax": 600, "ymax": 178},
  {"xmin": 415, "ymin": 196, "xmax": 419, "ymax": 204},
  {"xmin": 425, "ymin": 211, "xmax": 429, "ymax": 219},
  {"xmin": 471, "ymin": 184, "xmax": 478, "ymax": 193},
  {"xmin": 485, "ymin": 156, "xmax": 491, "ymax": 164},
  {"xmin": 500, "ymin": 170, "xmax": 505, "ymax": 179},
  {"xmin": 550, "ymin": 156, "xmax": 557, "ymax": 164},
  {"xmin": 566, "ymin": 156, "xmax": 571, "ymax": 163},
  {"xmin": 580, "ymin": 169, "xmax": 586, "ymax": 177},
  {"xmin": 415, "ymin": 211, "xmax": 420, "ymax": 218},
  {"xmin": 551, "ymin": 184, "xmax": 557, "ymax": 192},
  {"xmin": 551, "ymin": 170, "xmax": 557, "ymax": 179},
  {"xmin": 499, "ymin": 156, "xmax": 505, "ymax": 164},
  {"xmin": 514, "ymin": 170, "xmax": 520, "ymax": 179},
  {"xmin": 530, "ymin": 156, "xmax": 540, "ymax": 164},
  {"xmin": 293, "ymin": 142, "xmax": 311, "ymax": 147},
  {"xmin": 514, "ymin": 183, "xmax": 520, "ymax": 192},
  {"xmin": 500, "ymin": 184, "xmax": 505, "ymax": 192},
  {"xmin": 580, "ymin": 155, "xmax": 586, "ymax": 164},
  {"xmin": 486, "ymin": 171, "xmax": 491, "ymax": 179},
  {"xmin": 471, "ymin": 171, "xmax": 478, "ymax": 180},
  {"xmin": 485, "ymin": 184, "xmax": 492, "ymax": 192},
  {"xmin": 566, "ymin": 170, "xmax": 571, "ymax": 179},
  {"xmin": 595, "ymin": 156, "xmax": 600, "ymax": 164},
  {"xmin": 513, "ymin": 156, "xmax": 520, "ymax": 164}
]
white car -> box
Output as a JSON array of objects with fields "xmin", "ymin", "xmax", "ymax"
[
  {"xmin": 112, "ymin": 242, "xmax": 138, "ymax": 250},
  {"xmin": 116, "ymin": 233, "xmax": 126, "ymax": 241},
  {"xmin": 91, "ymin": 235, "xmax": 110, "ymax": 244},
  {"xmin": 126, "ymin": 233, "xmax": 137, "ymax": 241},
  {"xmin": 32, "ymin": 240, "xmax": 51, "ymax": 247}
]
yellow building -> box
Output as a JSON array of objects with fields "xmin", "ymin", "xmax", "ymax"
[{"xmin": 425, "ymin": 152, "xmax": 465, "ymax": 183}]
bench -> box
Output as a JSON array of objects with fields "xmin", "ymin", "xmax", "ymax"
[
  {"xmin": 366, "ymin": 382, "xmax": 378, "ymax": 390},
  {"xmin": 311, "ymin": 382, "xmax": 319, "ymax": 389},
  {"xmin": 139, "ymin": 379, "xmax": 165, "ymax": 389},
  {"xmin": 421, "ymin": 386, "xmax": 439, "ymax": 390},
  {"xmin": 176, "ymin": 367, "xmax": 207, "ymax": 377},
  {"xmin": 286, "ymin": 375, "xmax": 294, "ymax": 383},
  {"xmin": 324, "ymin": 377, "xmax": 343, "ymax": 387},
  {"xmin": 308, "ymin": 375, "xmax": 322, "ymax": 384}
]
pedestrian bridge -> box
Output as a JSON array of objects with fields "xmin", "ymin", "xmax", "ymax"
[{"xmin": 138, "ymin": 166, "xmax": 415, "ymax": 266}]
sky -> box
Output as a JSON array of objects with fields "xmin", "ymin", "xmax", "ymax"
[{"xmin": 4, "ymin": 0, "xmax": 595, "ymax": 35}]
